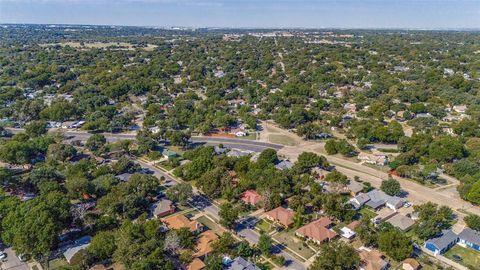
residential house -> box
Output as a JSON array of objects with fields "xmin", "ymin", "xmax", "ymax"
[
  {"xmin": 162, "ymin": 149, "xmax": 178, "ymax": 159},
  {"xmin": 365, "ymin": 190, "xmax": 404, "ymax": 211},
  {"xmin": 371, "ymin": 208, "xmax": 398, "ymax": 225},
  {"xmin": 346, "ymin": 180, "xmax": 363, "ymax": 196},
  {"xmin": 458, "ymin": 227, "xmax": 480, "ymax": 251},
  {"xmin": 424, "ymin": 230, "xmax": 458, "ymax": 255},
  {"xmin": 161, "ymin": 214, "xmax": 203, "ymax": 233},
  {"xmin": 226, "ymin": 257, "xmax": 261, "ymax": 270},
  {"xmin": 350, "ymin": 193, "xmax": 371, "ymax": 209},
  {"xmin": 116, "ymin": 173, "xmax": 132, "ymax": 182},
  {"xmin": 359, "ymin": 247, "xmax": 388, "ymax": 270},
  {"xmin": 193, "ymin": 230, "xmax": 219, "ymax": 258},
  {"xmin": 295, "ymin": 217, "xmax": 337, "ymax": 244},
  {"xmin": 264, "ymin": 207, "xmax": 294, "ymax": 227},
  {"xmin": 358, "ymin": 153, "xmax": 388, "ymax": 166},
  {"xmin": 453, "ymin": 105, "xmax": 467, "ymax": 114},
  {"xmin": 402, "ymin": 258, "xmax": 420, "ymax": 270},
  {"xmin": 340, "ymin": 221, "xmax": 359, "ymax": 239},
  {"xmin": 188, "ymin": 258, "xmax": 206, "ymax": 270},
  {"xmin": 151, "ymin": 199, "xmax": 175, "ymax": 218},
  {"xmin": 227, "ymin": 149, "xmax": 251, "ymax": 158},
  {"xmin": 275, "ymin": 160, "xmax": 293, "ymax": 171},
  {"xmin": 63, "ymin": 236, "xmax": 91, "ymax": 264},
  {"xmin": 387, "ymin": 214, "xmax": 415, "ymax": 231},
  {"xmin": 240, "ymin": 190, "xmax": 262, "ymax": 206}
]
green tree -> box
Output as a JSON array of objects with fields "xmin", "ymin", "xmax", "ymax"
[
  {"xmin": 166, "ymin": 183, "xmax": 193, "ymax": 206},
  {"xmin": 380, "ymin": 178, "xmax": 401, "ymax": 196},
  {"xmin": 414, "ymin": 202, "xmax": 454, "ymax": 240},
  {"xmin": 25, "ymin": 120, "xmax": 47, "ymax": 138},
  {"xmin": 257, "ymin": 233, "xmax": 273, "ymax": 256},
  {"xmin": 47, "ymin": 143, "xmax": 77, "ymax": 162},
  {"xmin": 378, "ymin": 228, "xmax": 412, "ymax": 261},
  {"xmin": 86, "ymin": 134, "xmax": 107, "ymax": 153},
  {"xmin": 88, "ymin": 231, "xmax": 117, "ymax": 260},
  {"xmin": 464, "ymin": 214, "xmax": 480, "ymax": 231},
  {"xmin": 309, "ymin": 241, "xmax": 360, "ymax": 270},
  {"xmin": 219, "ymin": 202, "xmax": 239, "ymax": 229}
]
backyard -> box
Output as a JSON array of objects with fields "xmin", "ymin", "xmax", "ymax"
[{"xmin": 271, "ymin": 230, "xmax": 317, "ymax": 260}]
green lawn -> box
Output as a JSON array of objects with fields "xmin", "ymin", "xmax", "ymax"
[
  {"xmin": 49, "ymin": 258, "xmax": 68, "ymax": 270},
  {"xmin": 196, "ymin": 215, "xmax": 224, "ymax": 233},
  {"xmin": 272, "ymin": 230, "xmax": 316, "ymax": 260},
  {"xmin": 444, "ymin": 245, "xmax": 480, "ymax": 269},
  {"xmin": 359, "ymin": 207, "xmax": 376, "ymax": 219},
  {"xmin": 268, "ymin": 134, "xmax": 297, "ymax": 146},
  {"xmin": 255, "ymin": 219, "xmax": 274, "ymax": 234}
]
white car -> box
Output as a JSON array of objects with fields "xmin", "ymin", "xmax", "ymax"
[
  {"xmin": 404, "ymin": 202, "xmax": 413, "ymax": 208},
  {"xmin": 0, "ymin": 251, "xmax": 7, "ymax": 261}
]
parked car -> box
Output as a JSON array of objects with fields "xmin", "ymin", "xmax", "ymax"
[{"xmin": 0, "ymin": 251, "xmax": 7, "ymax": 261}]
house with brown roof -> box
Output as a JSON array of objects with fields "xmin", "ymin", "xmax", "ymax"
[
  {"xmin": 193, "ymin": 230, "xmax": 218, "ymax": 258},
  {"xmin": 402, "ymin": 258, "xmax": 420, "ymax": 270},
  {"xmin": 264, "ymin": 207, "xmax": 294, "ymax": 227},
  {"xmin": 295, "ymin": 217, "xmax": 337, "ymax": 244},
  {"xmin": 359, "ymin": 248, "xmax": 388, "ymax": 270},
  {"xmin": 187, "ymin": 258, "xmax": 205, "ymax": 270},
  {"xmin": 161, "ymin": 214, "xmax": 203, "ymax": 233},
  {"xmin": 240, "ymin": 190, "xmax": 262, "ymax": 206}
]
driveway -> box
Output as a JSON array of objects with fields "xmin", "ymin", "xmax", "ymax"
[{"xmin": 0, "ymin": 248, "xmax": 28, "ymax": 270}]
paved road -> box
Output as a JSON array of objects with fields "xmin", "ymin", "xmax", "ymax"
[
  {"xmin": 235, "ymin": 218, "xmax": 307, "ymax": 270},
  {"xmin": 0, "ymin": 248, "xmax": 28, "ymax": 270},
  {"xmin": 7, "ymin": 128, "xmax": 283, "ymax": 153}
]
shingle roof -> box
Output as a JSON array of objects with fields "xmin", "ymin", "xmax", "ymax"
[
  {"xmin": 387, "ymin": 214, "xmax": 415, "ymax": 231},
  {"xmin": 425, "ymin": 230, "xmax": 458, "ymax": 251},
  {"xmin": 459, "ymin": 228, "xmax": 480, "ymax": 247},
  {"xmin": 264, "ymin": 207, "xmax": 294, "ymax": 227},
  {"xmin": 296, "ymin": 217, "xmax": 337, "ymax": 243},
  {"xmin": 227, "ymin": 257, "xmax": 261, "ymax": 270}
]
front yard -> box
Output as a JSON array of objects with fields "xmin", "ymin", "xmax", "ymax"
[
  {"xmin": 271, "ymin": 230, "xmax": 317, "ymax": 260},
  {"xmin": 444, "ymin": 245, "xmax": 480, "ymax": 269}
]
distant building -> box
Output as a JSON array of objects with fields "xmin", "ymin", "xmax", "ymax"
[{"xmin": 357, "ymin": 153, "xmax": 388, "ymax": 166}]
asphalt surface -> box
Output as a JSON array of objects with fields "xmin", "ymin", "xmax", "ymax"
[{"xmin": 0, "ymin": 248, "xmax": 28, "ymax": 270}]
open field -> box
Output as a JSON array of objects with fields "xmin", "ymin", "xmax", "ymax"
[{"xmin": 268, "ymin": 134, "xmax": 297, "ymax": 146}]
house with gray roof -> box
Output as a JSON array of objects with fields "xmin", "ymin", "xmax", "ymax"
[
  {"xmin": 350, "ymin": 193, "xmax": 370, "ymax": 209},
  {"xmin": 458, "ymin": 228, "xmax": 480, "ymax": 251},
  {"xmin": 367, "ymin": 190, "xmax": 404, "ymax": 211},
  {"xmin": 63, "ymin": 236, "xmax": 91, "ymax": 263},
  {"xmin": 275, "ymin": 160, "xmax": 293, "ymax": 171},
  {"xmin": 387, "ymin": 214, "xmax": 415, "ymax": 231},
  {"xmin": 227, "ymin": 257, "xmax": 261, "ymax": 270},
  {"xmin": 424, "ymin": 230, "xmax": 458, "ymax": 255},
  {"xmin": 151, "ymin": 199, "xmax": 175, "ymax": 218}
]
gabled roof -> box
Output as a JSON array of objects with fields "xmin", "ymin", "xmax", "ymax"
[
  {"xmin": 240, "ymin": 190, "xmax": 262, "ymax": 205},
  {"xmin": 162, "ymin": 214, "xmax": 202, "ymax": 232},
  {"xmin": 459, "ymin": 228, "xmax": 480, "ymax": 247},
  {"xmin": 188, "ymin": 258, "xmax": 205, "ymax": 270},
  {"xmin": 193, "ymin": 230, "xmax": 218, "ymax": 257},
  {"xmin": 227, "ymin": 257, "xmax": 261, "ymax": 270},
  {"xmin": 359, "ymin": 248, "xmax": 388, "ymax": 270},
  {"xmin": 387, "ymin": 214, "xmax": 415, "ymax": 231},
  {"xmin": 425, "ymin": 230, "xmax": 458, "ymax": 251},
  {"xmin": 402, "ymin": 258, "xmax": 420, "ymax": 270},
  {"xmin": 264, "ymin": 207, "xmax": 294, "ymax": 227},
  {"xmin": 275, "ymin": 160, "xmax": 293, "ymax": 170},
  {"xmin": 151, "ymin": 199, "xmax": 174, "ymax": 217},
  {"xmin": 296, "ymin": 217, "xmax": 337, "ymax": 242}
]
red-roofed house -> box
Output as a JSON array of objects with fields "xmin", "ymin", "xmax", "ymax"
[
  {"xmin": 264, "ymin": 207, "xmax": 294, "ymax": 227},
  {"xmin": 240, "ymin": 190, "xmax": 262, "ymax": 206},
  {"xmin": 295, "ymin": 217, "xmax": 337, "ymax": 244}
]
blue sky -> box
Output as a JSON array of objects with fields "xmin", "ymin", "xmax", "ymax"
[{"xmin": 0, "ymin": 0, "xmax": 479, "ymax": 29}]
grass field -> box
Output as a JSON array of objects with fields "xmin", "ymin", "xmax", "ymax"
[
  {"xmin": 359, "ymin": 207, "xmax": 376, "ymax": 219},
  {"xmin": 268, "ymin": 134, "xmax": 297, "ymax": 146},
  {"xmin": 255, "ymin": 219, "xmax": 274, "ymax": 233},
  {"xmin": 272, "ymin": 230, "xmax": 316, "ymax": 260},
  {"xmin": 444, "ymin": 245, "xmax": 480, "ymax": 269}
]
